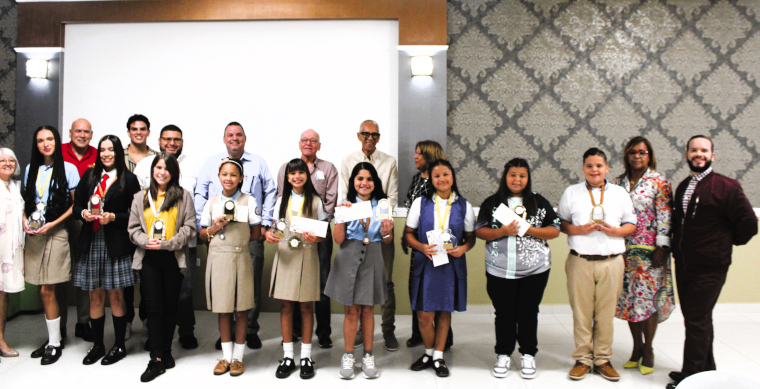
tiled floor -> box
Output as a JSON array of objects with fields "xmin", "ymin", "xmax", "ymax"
[{"xmin": 2, "ymin": 305, "xmax": 760, "ymax": 389}]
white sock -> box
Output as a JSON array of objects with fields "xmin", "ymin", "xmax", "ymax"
[
  {"xmin": 283, "ymin": 341, "xmax": 294, "ymax": 359},
  {"xmin": 221, "ymin": 341, "xmax": 233, "ymax": 362},
  {"xmin": 46, "ymin": 317, "xmax": 61, "ymax": 347},
  {"xmin": 233, "ymin": 342, "xmax": 245, "ymax": 362},
  {"xmin": 433, "ymin": 350, "xmax": 444, "ymax": 361},
  {"xmin": 301, "ymin": 342, "xmax": 312, "ymax": 360},
  {"xmin": 425, "ymin": 348, "xmax": 434, "ymax": 357}
]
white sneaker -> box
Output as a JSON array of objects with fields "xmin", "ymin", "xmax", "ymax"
[
  {"xmin": 339, "ymin": 353, "xmax": 355, "ymax": 379},
  {"xmin": 361, "ymin": 354, "xmax": 379, "ymax": 379},
  {"xmin": 520, "ymin": 354, "xmax": 536, "ymax": 379},
  {"xmin": 493, "ymin": 354, "xmax": 510, "ymax": 378}
]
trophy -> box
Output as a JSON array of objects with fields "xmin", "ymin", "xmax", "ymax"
[
  {"xmin": 441, "ymin": 229, "xmax": 457, "ymax": 250},
  {"xmin": 29, "ymin": 210, "xmax": 45, "ymax": 231},
  {"xmin": 223, "ymin": 200, "xmax": 236, "ymax": 221},
  {"xmin": 590, "ymin": 205, "xmax": 605, "ymax": 224},
  {"xmin": 513, "ymin": 204, "xmax": 526, "ymax": 220},
  {"xmin": 152, "ymin": 219, "xmax": 165, "ymax": 240},
  {"xmin": 273, "ymin": 218, "xmax": 288, "ymax": 239},
  {"xmin": 376, "ymin": 199, "xmax": 392, "ymax": 220},
  {"xmin": 89, "ymin": 194, "xmax": 103, "ymax": 216}
]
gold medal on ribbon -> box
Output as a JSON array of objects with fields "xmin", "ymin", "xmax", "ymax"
[{"xmin": 513, "ymin": 205, "xmax": 526, "ymax": 220}]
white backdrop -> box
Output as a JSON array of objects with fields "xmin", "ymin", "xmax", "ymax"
[{"xmin": 63, "ymin": 20, "xmax": 398, "ymax": 184}]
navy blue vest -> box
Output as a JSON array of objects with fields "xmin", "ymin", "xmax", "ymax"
[{"xmin": 412, "ymin": 194, "xmax": 468, "ymax": 278}]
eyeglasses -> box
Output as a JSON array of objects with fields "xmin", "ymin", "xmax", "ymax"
[
  {"xmin": 626, "ymin": 150, "xmax": 649, "ymax": 156},
  {"xmin": 300, "ymin": 138, "xmax": 319, "ymax": 144},
  {"xmin": 359, "ymin": 132, "xmax": 380, "ymax": 140},
  {"xmin": 0, "ymin": 159, "xmax": 16, "ymax": 165},
  {"xmin": 160, "ymin": 137, "xmax": 183, "ymax": 143}
]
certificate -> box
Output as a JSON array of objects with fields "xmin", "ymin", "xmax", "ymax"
[
  {"xmin": 492, "ymin": 203, "xmax": 531, "ymax": 237},
  {"xmin": 426, "ymin": 230, "xmax": 449, "ymax": 267},
  {"xmin": 334, "ymin": 201, "xmax": 373, "ymax": 224},
  {"xmin": 290, "ymin": 216, "xmax": 329, "ymax": 238}
]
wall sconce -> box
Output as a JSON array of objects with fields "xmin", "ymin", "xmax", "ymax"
[
  {"xmin": 26, "ymin": 59, "xmax": 49, "ymax": 79},
  {"xmin": 411, "ymin": 55, "xmax": 433, "ymax": 77}
]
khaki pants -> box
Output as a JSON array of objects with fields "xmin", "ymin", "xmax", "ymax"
[{"xmin": 565, "ymin": 252, "xmax": 624, "ymax": 366}]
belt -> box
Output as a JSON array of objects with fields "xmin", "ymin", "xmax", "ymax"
[{"xmin": 569, "ymin": 250, "xmax": 622, "ymax": 261}]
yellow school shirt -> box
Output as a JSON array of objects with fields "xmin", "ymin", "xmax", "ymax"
[{"xmin": 143, "ymin": 192, "xmax": 178, "ymax": 241}]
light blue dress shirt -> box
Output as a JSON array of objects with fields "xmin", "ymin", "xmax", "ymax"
[{"xmin": 24, "ymin": 162, "xmax": 80, "ymax": 210}]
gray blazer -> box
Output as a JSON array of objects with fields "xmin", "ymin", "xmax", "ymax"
[{"xmin": 128, "ymin": 188, "xmax": 197, "ymax": 270}]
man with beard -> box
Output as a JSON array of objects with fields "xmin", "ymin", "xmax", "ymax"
[
  {"xmin": 666, "ymin": 135, "xmax": 757, "ymax": 389},
  {"xmin": 133, "ymin": 125, "xmax": 200, "ymax": 349}
]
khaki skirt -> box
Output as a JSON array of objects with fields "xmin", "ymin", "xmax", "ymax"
[
  {"xmin": 24, "ymin": 223, "xmax": 71, "ymax": 285},
  {"xmin": 205, "ymin": 245, "xmax": 254, "ymax": 313}
]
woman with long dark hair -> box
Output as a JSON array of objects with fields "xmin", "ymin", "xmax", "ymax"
[
  {"xmin": 475, "ymin": 158, "xmax": 560, "ymax": 379},
  {"xmin": 266, "ymin": 158, "xmax": 326, "ymax": 379},
  {"xmin": 23, "ymin": 125, "xmax": 81, "ymax": 365},
  {"xmin": 128, "ymin": 152, "xmax": 196, "ymax": 382},
  {"xmin": 325, "ymin": 162, "xmax": 393, "ymax": 380},
  {"xmin": 404, "ymin": 159, "xmax": 476, "ymax": 377},
  {"xmin": 73, "ymin": 135, "xmax": 141, "ymax": 366}
]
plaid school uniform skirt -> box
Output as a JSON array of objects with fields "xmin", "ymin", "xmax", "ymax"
[{"xmin": 73, "ymin": 229, "xmax": 137, "ymax": 291}]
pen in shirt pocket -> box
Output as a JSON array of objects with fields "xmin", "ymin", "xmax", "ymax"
[{"xmin": 692, "ymin": 196, "xmax": 699, "ymax": 218}]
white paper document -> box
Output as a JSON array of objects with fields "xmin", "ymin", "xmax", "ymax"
[
  {"xmin": 334, "ymin": 201, "xmax": 373, "ymax": 224},
  {"xmin": 492, "ymin": 203, "xmax": 531, "ymax": 237},
  {"xmin": 426, "ymin": 230, "xmax": 450, "ymax": 267},
  {"xmin": 289, "ymin": 216, "xmax": 329, "ymax": 238}
]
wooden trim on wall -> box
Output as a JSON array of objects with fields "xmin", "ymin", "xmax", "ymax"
[{"xmin": 18, "ymin": 0, "xmax": 447, "ymax": 47}]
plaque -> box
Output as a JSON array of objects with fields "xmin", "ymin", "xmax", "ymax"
[
  {"xmin": 376, "ymin": 198, "xmax": 392, "ymax": 220},
  {"xmin": 223, "ymin": 200, "xmax": 236, "ymax": 221},
  {"xmin": 274, "ymin": 219, "xmax": 288, "ymax": 239},
  {"xmin": 152, "ymin": 219, "xmax": 165, "ymax": 240},
  {"xmin": 89, "ymin": 194, "xmax": 103, "ymax": 216},
  {"xmin": 590, "ymin": 205, "xmax": 605, "ymax": 224}
]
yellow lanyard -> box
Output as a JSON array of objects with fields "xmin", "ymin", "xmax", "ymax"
[
  {"xmin": 286, "ymin": 194, "xmax": 304, "ymax": 221},
  {"xmin": 36, "ymin": 166, "xmax": 53, "ymax": 200},
  {"xmin": 435, "ymin": 193, "xmax": 453, "ymax": 231}
]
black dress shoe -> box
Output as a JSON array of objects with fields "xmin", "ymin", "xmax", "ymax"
[
  {"xmin": 411, "ymin": 354, "xmax": 433, "ymax": 371},
  {"xmin": 406, "ymin": 334, "xmax": 423, "ymax": 348},
  {"xmin": 75, "ymin": 323, "xmax": 94, "ymax": 342},
  {"xmin": 276, "ymin": 357, "xmax": 297, "ymax": 378},
  {"xmin": 41, "ymin": 345, "xmax": 63, "ymax": 365},
  {"xmin": 32, "ymin": 340, "xmax": 64, "ymax": 358},
  {"xmin": 666, "ymin": 382, "xmax": 678, "ymax": 389},
  {"xmin": 215, "ymin": 337, "xmax": 222, "ymax": 350},
  {"xmin": 83, "ymin": 344, "xmax": 106, "ymax": 365},
  {"xmin": 179, "ymin": 335, "xmax": 198, "ymax": 350},
  {"xmin": 101, "ymin": 346, "xmax": 126, "ymax": 365},
  {"xmin": 669, "ymin": 371, "xmax": 684, "ymax": 382},
  {"xmin": 162, "ymin": 351, "xmax": 175, "ymax": 369},
  {"xmin": 318, "ymin": 335, "xmax": 332, "ymax": 349},
  {"xmin": 433, "ymin": 359, "xmax": 449, "ymax": 377},
  {"xmin": 300, "ymin": 358, "xmax": 315, "ymax": 379},
  {"xmin": 140, "ymin": 359, "xmax": 166, "ymax": 382},
  {"xmin": 246, "ymin": 334, "xmax": 262, "ymax": 349}
]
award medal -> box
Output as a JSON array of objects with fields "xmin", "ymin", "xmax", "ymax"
[
  {"xmin": 35, "ymin": 202, "xmax": 47, "ymax": 213},
  {"xmin": 286, "ymin": 194, "xmax": 304, "ymax": 249},
  {"xmin": 513, "ymin": 204, "xmax": 527, "ymax": 220},
  {"xmin": 435, "ymin": 193, "xmax": 455, "ymax": 249},
  {"xmin": 359, "ymin": 217, "xmax": 370, "ymax": 245},
  {"xmin": 587, "ymin": 185, "xmax": 605, "ymax": 224}
]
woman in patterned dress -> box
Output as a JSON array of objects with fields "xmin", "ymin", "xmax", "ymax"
[
  {"xmin": 0, "ymin": 148, "xmax": 24, "ymax": 360},
  {"xmin": 613, "ymin": 136, "xmax": 674, "ymax": 375}
]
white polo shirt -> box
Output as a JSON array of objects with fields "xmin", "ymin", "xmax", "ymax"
[{"xmin": 557, "ymin": 180, "xmax": 637, "ymax": 255}]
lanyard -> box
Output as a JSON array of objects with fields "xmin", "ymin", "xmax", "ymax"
[
  {"xmin": 286, "ymin": 195, "xmax": 304, "ymax": 221},
  {"xmin": 36, "ymin": 166, "xmax": 53, "ymax": 200},
  {"xmin": 587, "ymin": 185, "xmax": 604, "ymax": 207},
  {"xmin": 147, "ymin": 191, "xmax": 164, "ymax": 218},
  {"xmin": 435, "ymin": 193, "xmax": 453, "ymax": 231},
  {"xmin": 96, "ymin": 175, "xmax": 113, "ymax": 198}
]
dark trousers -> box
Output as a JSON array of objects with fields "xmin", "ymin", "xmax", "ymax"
[
  {"xmin": 293, "ymin": 227, "xmax": 334, "ymax": 337},
  {"xmin": 177, "ymin": 247, "xmax": 197, "ymax": 337},
  {"xmin": 247, "ymin": 240, "xmax": 264, "ymax": 335},
  {"xmin": 140, "ymin": 250, "xmax": 183, "ymax": 360},
  {"xmin": 486, "ymin": 270, "xmax": 550, "ymax": 356},
  {"xmin": 675, "ymin": 264, "xmax": 727, "ymax": 377}
]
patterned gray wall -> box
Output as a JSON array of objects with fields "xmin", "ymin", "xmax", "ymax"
[
  {"xmin": 447, "ymin": 0, "xmax": 760, "ymax": 207},
  {"xmin": 0, "ymin": 0, "xmax": 15, "ymax": 149}
]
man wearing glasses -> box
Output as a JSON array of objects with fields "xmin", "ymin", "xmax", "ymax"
[
  {"xmin": 339, "ymin": 120, "xmax": 399, "ymax": 351},
  {"xmin": 277, "ymin": 129, "xmax": 339, "ymax": 349},
  {"xmin": 133, "ymin": 124, "xmax": 200, "ymax": 350},
  {"xmin": 124, "ymin": 114, "xmax": 157, "ymax": 172}
]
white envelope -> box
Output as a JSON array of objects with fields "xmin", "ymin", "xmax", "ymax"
[
  {"xmin": 426, "ymin": 230, "xmax": 449, "ymax": 267},
  {"xmin": 290, "ymin": 216, "xmax": 329, "ymax": 238},
  {"xmin": 334, "ymin": 201, "xmax": 373, "ymax": 224},
  {"xmin": 492, "ymin": 203, "xmax": 530, "ymax": 237}
]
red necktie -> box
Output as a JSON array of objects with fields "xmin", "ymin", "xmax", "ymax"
[{"xmin": 93, "ymin": 174, "xmax": 109, "ymax": 232}]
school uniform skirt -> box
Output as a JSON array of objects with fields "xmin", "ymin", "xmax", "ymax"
[
  {"xmin": 24, "ymin": 223, "xmax": 71, "ymax": 285},
  {"xmin": 205, "ymin": 245, "xmax": 255, "ymax": 313},
  {"xmin": 325, "ymin": 240, "xmax": 387, "ymax": 307},
  {"xmin": 73, "ymin": 229, "xmax": 136, "ymax": 291}
]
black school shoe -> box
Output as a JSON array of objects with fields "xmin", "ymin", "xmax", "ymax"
[
  {"xmin": 162, "ymin": 351, "xmax": 175, "ymax": 369},
  {"xmin": 32, "ymin": 340, "xmax": 64, "ymax": 358},
  {"xmin": 179, "ymin": 334, "xmax": 198, "ymax": 350},
  {"xmin": 83, "ymin": 344, "xmax": 106, "ymax": 365},
  {"xmin": 101, "ymin": 346, "xmax": 126, "ymax": 365},
  {"xmin": 433, "ymin": 359, "xmax": 449, "ymax": 377},
  {"xmin": 140, "ymin": 359, "xmax": 166, "ymax": 382},
  {"xmin": 75, "ymin": 323, "xmax": 94, "ymax": 342},
  {"xmin": 411, "ymin": 354, "xmax": 433, "ymax": 371},
  {"xmin": 276, "ymin": 357, "xmax": 297, "ymax": 378},
  {"xmin": 318, "ymin": 335, "xmax": 332, "ymax": 349},
  {"xmin": 41, "ymin": 345, "xmax": 63, "ymax": 365},
  {"xmin": 246, "ymin": 334, "xmax": 262, "ymax": 349},
  {"xmin": 300, "ymin": 358, "xmax": 315, "ymax": 379}
]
